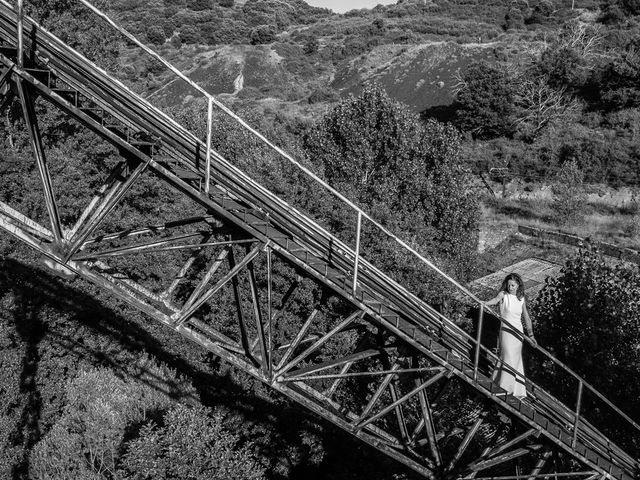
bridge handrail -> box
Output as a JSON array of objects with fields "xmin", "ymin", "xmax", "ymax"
[{"xmin": 8, "ymin": 0, "xmax": 640, "ymax": 450}]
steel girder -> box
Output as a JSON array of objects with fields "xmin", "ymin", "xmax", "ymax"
[{"xmin": 0, "ymin": 56, "xmax": 615, "ymax": 480}]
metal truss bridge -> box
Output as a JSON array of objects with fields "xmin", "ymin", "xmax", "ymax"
[{"xmin": 0, "ymin": 1, "xmax": 638, "ymax": 479}]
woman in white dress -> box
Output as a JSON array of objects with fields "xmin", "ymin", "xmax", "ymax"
[{"xmin": 485, "ymin": 274, "xmax": 537, "ymax": 399}]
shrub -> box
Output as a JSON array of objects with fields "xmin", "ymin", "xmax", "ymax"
[
  {"xmin": 146, "ymin": 25, "xmax": 165, "ymax": 45},
  {"xmin": 161, "ymin": 19, "xmax": 176, "ymax": 37},
  {"xmin": 454, "ymin": 61, "xmax": 518, "ymax": 139},
  {"xmin": 119, "ymin": 405, "xmax": 266, "ymax": 480},
  {"xmin": 304, "ymin": 84, "xmax": 480, "ymax": 289},
  {"xmin": 179, "ymin": 24, "xmax": 201, "ymax": 44},
  {"xmin": 249, "ymin": 24, "xmax": 277, "ymax": 45},
  {"xmin": 551, "ymin": 160, "xmax": 586, "ymax": 224},
  {"xmin": 533, "ymin": 249, "xmax": 640, "ymax": 452},
  {"xmin": 188, "ymin": 0, "xmax": 214, "ymax": 11},
  {"xmin": 303, "ymin": 36, "xmax": 319, "ymax": 55},
  {"xmin": 598, "ymin": 47, "xmax": 640, "ymax": 110},
  {"xmin": 29, "ymin": 357, "xmax": 197, "ymax": 480},
  {"xmin": 504, "ymin": 7, "xmax": 525, "ymax": 29}
]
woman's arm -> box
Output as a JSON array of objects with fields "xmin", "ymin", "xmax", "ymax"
[
  {"xmin": 522, "ymin": 301, "xmax": 538, "ymax": 347},
  {"xmin": 484, "ymin": 291, "xmax": 504, "ymax": 306}
]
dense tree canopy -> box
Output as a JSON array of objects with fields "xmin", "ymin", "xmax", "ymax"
[
  {"xmin": 304, "ymin": 84, "xmax": 480, "ymax": 294},
  {"xmin": 532, "ymin": 250, "xmax": 640, "ymax": 453},
  {"xmin": 455, "ymin": 61, "xmax": 518, "ymax": 139}
]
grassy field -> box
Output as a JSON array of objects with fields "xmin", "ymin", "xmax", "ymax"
[{"xmin": 475, "ymin": 181, "xmax": 640, "ymax": 276}]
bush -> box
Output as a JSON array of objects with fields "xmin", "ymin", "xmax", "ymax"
[
  {"xmin": 598, "ymin": 48, "xmax": 640, "ymax": 110},
  {"xmin": 504, "ymin": 7, "xmax": 525, "ymax": 29},
  {"xmin": 534, "ymin": 46, "xmax": 589, "ymax": 90},
  {"xmin": 29, "ymin": 358, "xmax": 195, "ymax": 480},
  {"xmin": 249, "ymin": 24, "xmax": 276, "ymax": 45},
  {"xmin": 119, "ymin": 405, "xmax": 266, "ymax": 480},
  {"xmin": 455, "ymin": 61, "xmax": 518, "ymax": 139},
  {"xmin": 303, "ymin": 36, "xmax": 319, "ymax": 55},
  {"xmin": 304, "ymin": 84, "xmax": 480, "ymax": 289},
  {"xmin": 179, "ymin": 24, "xmax": 201, "ymax": 44},
  {"xmin": 307, "ymin": 87, "xmax": 339, "ymax": 104},
  {"xmin": 161, "ymin": 19, "xmax": 176, "ymax": 37},
  {"xmin": 188, "ymin": 0, "xmax": 214, "ymax": 11},
  {"xmin": 146, "ymin": 25, "xmax": 165, "ymax": 45},
  {"xmin": 551, "ymin": 160, "xmax": 586, "ymax": 224},
  {"xmin": 533, "ymin": 249, "xmax": 640, "ymax": 453}
]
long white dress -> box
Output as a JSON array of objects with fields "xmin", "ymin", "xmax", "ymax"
[{"xmin": 493, "ymin": 293, "xmax": 527, "ymax": 398}]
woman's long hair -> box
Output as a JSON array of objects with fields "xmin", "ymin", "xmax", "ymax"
[{"xmin": 500, "ymin": 273, "xmax": 525, "ymax": 300}]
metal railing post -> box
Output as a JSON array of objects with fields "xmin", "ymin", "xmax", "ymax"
[
  {"xmin": 16, "ymin": 0, "xmax": 23, "ymax": 68},
  {"xmin": 204, "ymin": 96, "xmax": 213, "ymax": 193},
  {"xmin": 352, "ymin": 211, "xmax": 362, "ymax": 295},
  {"xmin": 473, "ymin": 304, "xmax": 484, "ymax": 381},
  {"xmin": 572, "ymin": 380, "xmax": 583, "ymax": 448}
]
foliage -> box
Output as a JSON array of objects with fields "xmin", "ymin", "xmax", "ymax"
[
  {"xmin": 302, "ymin": 36, "xmax": 319, "ymax": 55},
  {"xmin": 504, "ymin": 7, "xmax": 525, "ymax": 30},
  {"xmin": 29, "ymin": 361, "xmax": 193, "ymax": 480},
  {"xmin": 597, "ymin": 46, "xmax": 640, "ymax": 110},
  {"xmin": 25, "ymin": 0, "xmax": 121, "ymax": 70},
  {"xmin": 146, "ymin": 24, "xmax": 166, "ymax": 45},
  {"xmin": 119, "ymin": 405, "xmax": 266, "ymax": 480},
  {"xmin": 249, "ymin": 24, "xmax": 277, "ymax": 45},
  {"xmin": 454, "ymin": 61, "xmax": 518, "ymax": 139},
  {"xmin": 552, "ymin": 160, "xmax": 587, "ymax": 225},
  {"xmin": 532, "ymin": 249, "xmax": 640, "ymax": 453},
  {"xmin": 512, "ymin": 78, "xmax": 579, "ymax": 140},
  {"xmin": 534, "ymin": 46, "xmax": 591, "ymax": 91},
  {"xmin": 28, "ymin": 362, "xmax": 268, "ymax": 480},
  {"xmin": 304, "ymin": 84, "xmax": 480, "ymax": 293}
]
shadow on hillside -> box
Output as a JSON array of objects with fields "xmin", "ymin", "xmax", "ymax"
[
  {"xmin": 420, "ymin": 102, "xmax": 459, "ymax": 124},
  {"xmin": 0, "ymin": 257, "xmax": 418, "ymax": 480}
]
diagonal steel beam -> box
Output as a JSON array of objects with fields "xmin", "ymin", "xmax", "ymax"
[
  {"xmin": 448, "ymin": 415, "xmax": 485, "ymax": 473},
  {"xmin": 389, "ymin": 379, "xmax": 411, "ymax": 445},
  {"xmin": 67, "ymin": 161, "xmax": 126, "ymax": 240},
  {"xmin": 0, "ymin": 200, "xmax": 52, "ymax": 240},
  {"xmin": 73, "ymin": 231, "xmax": 225, "ymax": 260},
  {"xmin": 356, "ymin": 364, "xmax": 400, "ymax": 423},
  {"xmin": 160, "ymin": 233, "xmax": 214, "ymax": 301},
  {"xmin": 471, "ymin": 444, "xmax": 544, "ymax": 472},
  {"xmin": 322, "ymin": 330, "xmax": 371, "ymax": 398},
  {"xmin": 289, "ymin": 366, "xmax": 443, "ymax": 383},
  {"xmin": 246, "ymin": 248, "xmax": 269, "ymax": 375},
  {"xmin": 284, "ymin": 348, "xmax": 387, "ymax": 381},
  {"xmin": 469, "ymin": 427, "xmax": 539, "ymax": 472},
  {"xmin": 274, "ymin": 306, "xmax": 321, "ymax": 371},
  {"xmin": 228, "ymin": 245, "xmax": 254, "ymax": 361},
  {"xmin": 528, "ymin": 449, "xmax": 553, "ymax": 480},
  {"xmin": 0, "ymin": 64, "xmax": 14, "ymax": 89},
  {"xmin": 276, "ymin": 310, "xmax": 364, "ymax": 377},
  {"xmin": 251, "ymin": 276, "xmax": 299, "ymax": 352},
  {"xmin": 413, "ymin": 362, "xmax": 442, "ymax": 467},
  {"xmin": 16, "ymin": 77, "xmax": 63, "ymax": 243},
  {"xmin": 65, "ymin": 158, "xmax": 149, "ymax": 261},
  {"xmin": 180, "ymin": 245, "xmax": 230, "ymax": 312},
  {"xmin": 172, "ymin": 243, "xmax": 262, "ymax": 326},
  {"xmin": 356, "ymin": 370, "xmax": 447, "ymax": 431},
  {"xmin": 81, "ymin": 215, "xmax": 224, "ymax": 247}
]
